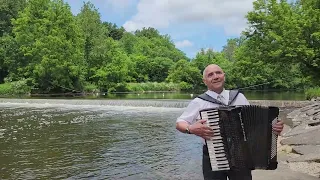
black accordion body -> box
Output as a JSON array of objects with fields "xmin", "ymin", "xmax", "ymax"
[{"xmin": 199, "ymin": 105, "xmax": 279, "ymax": 172}]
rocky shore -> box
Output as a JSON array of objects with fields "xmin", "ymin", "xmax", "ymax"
[{"xmin": 277, "ymin": 102, "xmax": 320, "ymax": 178}]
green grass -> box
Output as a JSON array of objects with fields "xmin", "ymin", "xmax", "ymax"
[
  {"xmin": 0, "ymin": 83, "xmax": 12, "ymax": 95},
  {"xmin": 126, "ymin": 82, "xmax": 181, "ymax": 92},
  {"xmin": 0, "ymin": 80, "xmax": 31, "ymax": 96},
  {"xmin": 305, "ymin": 87, "xmax": 320, "ymax": 100}
]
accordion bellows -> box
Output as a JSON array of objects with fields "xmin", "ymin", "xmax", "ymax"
[{"xmin": 199, "ymin": 105, "xmax": 279, "ymax": 172}]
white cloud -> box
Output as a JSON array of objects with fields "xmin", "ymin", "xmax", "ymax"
[
  {"xmin": 123, "ymin": 0, "xmax": 254, "ymax": 35},
  {"xmin": 175, "ymin": 40, "xmax": 193, "ymax": 48},
  {"xmin": 106, "ymin": 0, "xmax": 134, "ymax": 9}
]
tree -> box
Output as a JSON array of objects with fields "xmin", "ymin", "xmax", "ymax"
[
  {"xmin": 243, "ymin": 0, "xmax": 320, "ymax": 85},
  {"xmin": 0, "ymin": 0, "xmax": 26, "ymax": 36},
  {"xmin": 103, "ymin": 22, "xmax": 125, "ymax": 40},
  {"xmin": 12, "ymin": 0, "xmax": 85, "ymax": 92},
  {"xmin": 166, "ymin": 59, "xmax": 203, "ymax": 90}
]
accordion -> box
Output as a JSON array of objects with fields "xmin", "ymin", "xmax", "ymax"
[{"xmin": 199, "ymin": 105, "xmax": 279, "ymax": 172}]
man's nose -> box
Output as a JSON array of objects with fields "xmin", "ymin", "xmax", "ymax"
[{"xmin": 212, "ymin": 73, "xmax": 219, "ymax": 79}]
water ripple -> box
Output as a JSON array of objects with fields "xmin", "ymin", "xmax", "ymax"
[{"xmin": 0, "ymin": 103, "xmax": 204, "ymax": 180}]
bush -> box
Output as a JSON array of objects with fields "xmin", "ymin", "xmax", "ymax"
[
  {"xmin": 179, "ymin": 81, "xmax": 193, "ymax": 91},
  {"xmin": 126, "ymin": 82, "xmax": 180, "ymax": 92},
  {"xmin": 305, "ymin": 87, "xmax": 320, "ymax": 100},
  {"xmin": 84, "ymin": 83, "xmax": 100, "ymax": 93},
  {"xmin": 0, "ymin": 79, "xmax": 31, "ymax": 96},
  {"xmin": 0, "ymin": 83, "xmax": 12, "ymax": 95}
]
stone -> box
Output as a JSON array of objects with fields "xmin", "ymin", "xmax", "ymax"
[
  {"xmin": 252, "ymin": 162, "xmax": 319, "ymax": 180},
  {"xmin": 282, "ymin": 124, "xmax": 320, "ymax": 137},
  {"xmin": 292, "ymin": 145, "xmax": 320, "ymax": 155},
  {"xmin": 278, "ymin": 145, "xmax": 293, "ymax": 154},
  {"xmin": 287, "ymin": 162, "xmax": 320, "ymax": 178},
  {"xmin": 287, "ymin": 103, "xmax": 320, "ymax": 127},
  {"xmin": 311, "ymin": 97, "xmax": 320, "ymax": 102},
  {"xmin": 300, "ymin": 104, "xmax": 320, "ymax": 113},
  {"xmin": 281, "ymin": 128, "xmax": 320, "ymax": 145},
  {"xmin": 287, "ymin": 153, "xmax": 320, "ymax": 163}
]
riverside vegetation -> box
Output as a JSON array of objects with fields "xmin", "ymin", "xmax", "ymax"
[{"xmin": 0, "ymin": 0, "xmax": 319, "ymax": 99}]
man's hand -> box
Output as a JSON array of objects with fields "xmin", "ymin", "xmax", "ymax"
[
  {"xmin": 272, "ymin": 119, "xmax": 284, "ymax": 135},
  {"xmin": 189, "ymin": 119, "xmax": 214, "ymax": 140}
]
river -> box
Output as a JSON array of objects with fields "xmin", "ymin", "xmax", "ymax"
[
  {"xmin": 0, "ymin": 100, "xmax": 203, "ymax": 180},
  {"xmin": 0, "ymin": 90, "xmax": 306, "ymax": 179}
]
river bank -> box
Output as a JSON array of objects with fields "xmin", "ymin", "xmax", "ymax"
[{"xmin": 276, "ymin": 102, "xmax": 320, "ymax": 178}]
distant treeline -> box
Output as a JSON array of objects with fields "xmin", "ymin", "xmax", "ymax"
[{"xmin": 0, "ymin": 0, "xmax": 319, "ymax": 97}]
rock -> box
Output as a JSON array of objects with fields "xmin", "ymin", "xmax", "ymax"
[
  {"xmin": 287, "ymin": 153, "xmax": 320, "ymax": 163},
  {"xmin": 287, "ymin": 103, "xmax": 320, "ymax": 127},
  {"xmin": 287, "ymin": 162, "xmax": 320, "ymax": 178},
  {"xmin": 278, "ymin": 145, "xmax": 293, "ymax": 154},
  {"xmin": 306, "ymin": 107, "xmax": 320, "ymax": 116},
  {"xmin": 280, "ymin": 124, "xmax": 291, "ymax": 136},
  {"xmin": 281, "ymin": 128, "xmax": 320, "ymax": 145},
  {"xmin": 311, "ymin": 97, "xmax": 320, "ymax": 102},
  {"xmin": 292, "ymin": 145, "xmax": 320, "ymax": 155},
  {"xmin": 282, "ymin": 124, "xmax": 320, "ymax": 137},
  {"xmin": 252, "ymin": 162, "xmax": 320, "ymax": 180}
]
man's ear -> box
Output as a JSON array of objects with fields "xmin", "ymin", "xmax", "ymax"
[{"xmin": 202, "ymin": 78, "xmax": 206, "ymax": 85}]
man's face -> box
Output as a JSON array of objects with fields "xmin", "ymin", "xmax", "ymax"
[{"xmin": 203, "ymin": 65, "xmax": 225, "ymax": 93}]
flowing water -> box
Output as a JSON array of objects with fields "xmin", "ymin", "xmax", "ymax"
[{"xmin": 0, "ymin": 100, "xmax": 203, "ymax": 180}]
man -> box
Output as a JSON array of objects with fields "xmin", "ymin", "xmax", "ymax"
[{"xmin": 176, "ymin": 64, "xmax": 284, "ymax": 180}]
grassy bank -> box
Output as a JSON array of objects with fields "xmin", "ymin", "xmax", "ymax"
[
  {"xmin": 0, "ymin": 82, "xmax": 187, "ymax": 97},
  {"xmin": 0, "ymin": 80, "xmax": 31, "ymax": 96},
  {"xmin": 305, "ymin": 87, "xmax": 320, "ymax": 100}
]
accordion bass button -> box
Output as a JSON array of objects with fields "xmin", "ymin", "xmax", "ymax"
[
  {"xmin": 215, "ymin": 153, "xmax": 226, "ymax": 157},
  {"xmin": 211, "ymin": 142, "xmax": 224, "ymax": 146}
]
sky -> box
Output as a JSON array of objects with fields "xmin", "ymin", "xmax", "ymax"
[{"xmin": 64, "ymin": 0, "xmax": 256, "ymax": 58}]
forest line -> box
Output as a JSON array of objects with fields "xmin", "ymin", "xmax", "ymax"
[{"xmin": 0, "ymin": 0, "xmax": 319, "ymax": 99}]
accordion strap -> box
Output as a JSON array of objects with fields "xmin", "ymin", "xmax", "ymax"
[{"xmin": 197, "ymin": 89, "xmax": 240, "ymax": 106}]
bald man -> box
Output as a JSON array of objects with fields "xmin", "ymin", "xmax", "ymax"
[{"xmin": 176, "ymin": 64, "xmax": 284, "ymax": 180}]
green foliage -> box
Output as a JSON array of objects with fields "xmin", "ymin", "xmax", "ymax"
[
  {"xmin": 12, "ymin": 0, "xmax": 86, "ymax": 93},
  {"xmin": 0, "ymin": 79, "xmax": 31, "ymax": 96},
  {"xmin": 166, "ymin": 59, "xmax": 203, "ymax": 90},
  {"xmin": 0, "ymin": 83, "xmax": 11, "ymax": 95},
  {"xmin": 83, "ymin": 82, "xmax": 99, "ymax": 93},
  {"xmin": 305, "ymin": 87, "xmax": 320, "ymax": 100},
  {"xmin": 9, "ymin": 79, "xmax": 31, "ymax": 95},
  {"xmin": 0, "ymin": 0, "xmax": 26, "ymax": 36},
  {"xmin": 126, "ymin": 82, "xmax": 180, "ymax": 92},
  {"xmin": 179, "ymin": 82, "xmax": 193, "ymax": 91},
  {"xmin": 0, "ymin": 0, "xmax": 319, "ymax": 96},
  {"xmin": 243, "ymin": 0, "xmax": 320, "ymax": 84},
  {"xmin": 103, "ymin": 22, "xmax": 125, "ymax": 40}
]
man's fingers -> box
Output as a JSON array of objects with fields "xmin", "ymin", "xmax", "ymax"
[
  {"xmin": 273, "ymin": 124, "xmax": 283, "ymax": 128},
  {"xmin": 272, "ymin": 127, "xmax": 283, "ymax": 132},
  {"xmin": 276, "ymin": 120, "xmax": 284, "ymax": 125},
  {"xmin": 197, "ymin": 119, "xmax": 207, "ymax": 124},
  {"xmin": 203, "ymin": 136, "xmax": 212, "ymax": 140}
]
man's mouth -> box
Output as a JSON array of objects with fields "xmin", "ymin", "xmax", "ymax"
[{"xmin": 212, "ymin": 81, "xmax": 221, "ymax": 84}]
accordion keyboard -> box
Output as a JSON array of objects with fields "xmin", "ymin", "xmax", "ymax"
[{"xmin": 200, "ymin": 109, "xmax": 230, "ymax": 171}]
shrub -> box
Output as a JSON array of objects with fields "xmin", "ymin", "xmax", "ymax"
[
  {"xmin": 126, "ymin": 82, "xmax": 180, "ymax": 92},
  {"xmin": 305, "ymin": 87, "xmax": 320, "ymax": 100},
  {"xmin": 0, "ymin": 83, "xmax": 12, "ymax": 95},
  {"xmin": 0, "ymin": 79, "xmax": 32, "ymax": 96}
]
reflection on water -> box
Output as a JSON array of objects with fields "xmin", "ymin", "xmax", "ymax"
[{"xmin": 0, "ymin": 103, "xmax": 203, "ymax": 180}]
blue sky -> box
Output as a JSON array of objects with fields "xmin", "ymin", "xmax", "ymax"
[{"xmin": 64, "ymin": 0, "xmax": 255, "ymax": 58}]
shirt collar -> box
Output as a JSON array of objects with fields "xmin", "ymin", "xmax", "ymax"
[{"xmin": 205, "ymin": 89, "xmax": 227, "ymax": 99}]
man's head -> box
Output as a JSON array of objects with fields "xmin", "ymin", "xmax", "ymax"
[{"xmin": 202, "ymin": 64, "xmax": 225, "ymax": 94}]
